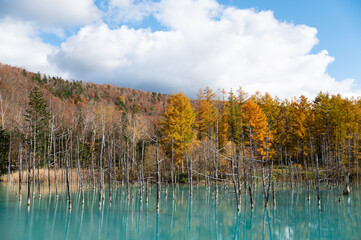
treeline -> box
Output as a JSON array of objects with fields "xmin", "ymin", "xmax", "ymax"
[{"xmin": 0, "ymin": 64, "xmax": 360, "ymax": 210}]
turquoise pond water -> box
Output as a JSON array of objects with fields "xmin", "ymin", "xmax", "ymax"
[{"xmin": 0, "ymin": 184, "xmax": 361, "ymax": 240}]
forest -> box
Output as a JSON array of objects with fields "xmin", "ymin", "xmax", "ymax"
[{"xmin": 0, "ymin": 63, "xmax": 360, "ymax": 210}]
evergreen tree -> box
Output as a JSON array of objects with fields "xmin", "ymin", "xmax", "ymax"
[
  {"xmin": 0, "ymin": 127, "xmax": 9, "ymax": 174},
  {"xmin": 25, "ymin": 87, "xmax": 50, "ymax": 162}
]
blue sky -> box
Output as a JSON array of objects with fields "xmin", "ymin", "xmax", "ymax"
[
  {"xmin": 0, "ymin": 0, "xmax": 360, "ymax": 99},
  {"xmin": 220, "ymin": 0, "xmax": 361, "ymax": 86}
]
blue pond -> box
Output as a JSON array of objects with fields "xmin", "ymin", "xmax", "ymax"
[{"xmin": 0, "ymin": 184, "xmax": 360, "ymax": 239}]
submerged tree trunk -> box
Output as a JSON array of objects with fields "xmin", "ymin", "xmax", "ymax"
[
  {"xmin": 7, "ymin": 133, "xmax": 11, "ymax": 184},
  {"xmin": 99, "ymin": 123, "xmax": 105, "ymax": 206},
  {"xmin": 171, "ymin": 139, "xmax": 175, "ymax": 200},
  {"xmin": 249, "ymin": 186, "xmax": 254, "ymax": 209},
  {"xmin": 27, "ymin": 146, "xmax": 31, "ymax": 206},
  {"xmin": 156, "ymin": 139, "xmax": 160, "ymax": 210},
  {"xmin": 66, "ymin": 134, "xmax": 71, "ymax": 210},
  {"xmin": 53, "ymin": 130, "xmax": 58, "ymax": 200},
  {"xmin": 108, "ymin": 139, "xmax": 112, "ymax": 203},
  {"xmin": 357, "ymin": 133, "xmax": 359, "ymax": 187},
  {"xmin": 48, "ymin": 120, "xmax": 53, "ymax": 195},
  {"xmin": 315, "ymin": 155, "xmax": 321, "ymax": 205},
  {"xmin": 231, "ymin": 143, "xmax": 240, "ymax": 211},
  {"xmin": 214, "ymin": 116, "xmax": 219, "ymax": 199},
  {"xmin": 126, "ymin": 139, "xmax": 130, "ymax": 200},
  {"xmin": 77, "ymin": 138, "xmax": 84, "ymax": 205},
  {"xmin": 272, "ymin": 181, "xmax": 276, "ymax": 206},
  {"xmin": 185, "ymin": 139, "xmax": 192, "ymax": 196},
  {"xmin": 19, "ymin": 142, "xmax": 22, "ymax": 202},
  {"xmin": 264, "ymin": 160, "xmax": 273, "ymax": 208},
  {"xmin": 32, "ymin": 122, "xmax": 36, "ymax": 198}
]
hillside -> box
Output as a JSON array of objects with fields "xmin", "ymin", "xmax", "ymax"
[{"xmin": 0, "ymin": 63, "xmax": 169, "ymax": 129}]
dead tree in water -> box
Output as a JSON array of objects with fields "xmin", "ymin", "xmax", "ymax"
[
  {"xmin": 264, "ymin": 160, "xmax": 274, "ymax": 208},
  {"xmin": 139, "ymin": 140, "xmax": 145, "ymax": 201},
  {"xmin": 48, "ymin": 115, "xmax": 54, "ymax": 196},
  {"xmin": 77, "ymin": 137, "xmax": 84, "ymax": 205},
  {"xmin": 171, "ymin": 139, "xmax": 175, "ymax": 200},
  {"xmin": 231, "ymin": 142, "xmax": 241, "ymax": 211},
  {"xmin": 65, "ymin": 133, "xmax": 71, "ymax": 210},
  {"xmin": 343, "ymin": 172, "xmax": 351, "ymax": 196},
  {"xmin": 19, "ymin": 142, "xmax": 22, "ymax": 202},
  {"xmin": 107, "ymin": 138, "xmax": 112, "ymax": 203},
  {"xmin": 272, "ymin": 182, "xmax": 276, "ymax": 206},
  {"xmin": 7, "ymin": 133, "xmax": 11, "ymax": 184},
  {"xmin": 249, "ymin": 185, "xmax": 254, "ymax": 209},
  {"xmin": 53, "ymin": 129, "xmax": 59, "ymax": 200},
  {"xmin": 315, "ymin": 155, "xmax": 321, "ymax": 205},
  {"xmin": 214, "ymin": 116, "xmax": 219, "ymax": 199},
  {"xmin": 185, "ymin": 138, "xmax": 192, "ymax": 196},
  {"xmin": 27, "ymin": 147, "xmax": 31, "ymax": 206},
  {"xmin": 99, "ymin": 120, "xmax": 105, "ymax": 206},
  {"xmin": 156, "ymin": 139, "xmax": 160, "ymax": 210},
  {"xmin": 356, "ymin": 133, "xmax": 359, "ymax": 188},
  {"xmin": 126, "ymin": 139, "xmax": 130, "ymax": 200}
]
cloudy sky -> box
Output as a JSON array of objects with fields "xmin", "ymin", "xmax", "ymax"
[{"xmin": 0, "ymin": 0, "xmax": 360, "ymax": 99}]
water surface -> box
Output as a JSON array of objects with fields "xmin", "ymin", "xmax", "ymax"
[{"xmin": 0, "ymin": 184, "xmax": 360, "ymax": 239}]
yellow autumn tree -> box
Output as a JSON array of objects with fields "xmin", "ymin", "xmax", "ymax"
[
  {"xmin": 196, "ymin": 87, "xmax": 217, "ymax": 139},
  {"xmin": 289, "ymin": 95, "xmax": 313, "ymax": 159},
  {"xmin": 242, "ymin": 99, "xmax": 269, "ymax": 158},
  {"xmin": 218, "ymin": 89, "xmax": 229, "ymax": 151},
  {"xmin": 159, "ymin": 92, "xmax": 196, "ymax": 166}
]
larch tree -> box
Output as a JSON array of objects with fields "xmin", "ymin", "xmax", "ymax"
[
  {"xmin": 160, "ymin": 92, "xmax": 196, "ymax": 170},
  {"xmin": 242, "ymin": 99, "xmax": 269, "ymax": 158},
  {"xmin": 196, "ymin": 87, "xmax": 217, "ymax": 140}
]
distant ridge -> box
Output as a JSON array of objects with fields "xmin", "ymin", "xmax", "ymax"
[{"xmin": 0, "ymin": 63, "xmax": 169, "ymax": 123}]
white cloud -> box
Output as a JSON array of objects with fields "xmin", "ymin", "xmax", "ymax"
[
  {"xmin": 107, "ymin": 0, "xmax": 156, "ymax": 23},
  {"xmin": 0, "ymin": 0, "xmax": 101, "ymax": 28},
  {"xmin": 0, "ymin": 17, "xmax": 62, "ymax": 76},
  {"xmin": 0, "ymin": 0, "xmax": 358, "ymax": 99},
  {"xmin": 48, "ymin": 0, "xmax": 357, "ymax": 98}
]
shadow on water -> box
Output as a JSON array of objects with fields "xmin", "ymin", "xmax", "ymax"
[{"xmin": 0, "ymin": 183, "xmax": 361, "ymax": 239}]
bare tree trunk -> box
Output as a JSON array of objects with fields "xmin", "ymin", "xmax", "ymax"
[
  {"xmin": 280, "ymin": 148, "xmax": 284, "ymax": 190},
  {"xmin": 242, "ymin": 132, "xmax": 247, "ymax": 194},
  {"xmin": 139, "ymin": 140, "xmax": 145, "ymax": 201},
  {"xmin": 272, "ymin": 181, "xmax": 276, "ymax": 206},
  {"xmin": 171, "ymin": 139, "xmax": 175, "ymax": 200},
  {"xmin": 261, "ymin": 158, "xmax": 266, "ymax": 198},
  {"xmin": 77, "ymin": 138, "xmax": 84, "ymax": 205},
  {"xmin": 214, "ymin": 116, "xmax": 219, "ymax": 199},
  {"xmin": 91, "ymin": 131, "xmax": 96, "ymax": 190},
  {"xmin": 288, "ymin": 154, "xmax": 293, "ymax": 190},
  {"xmin": 231, "ymin": 142, "xmax": 240, "ymax": 211},
  {"xmin": 7, "ymin": 133, "xmax": 11, "ymax": 184},
  {"xmin": 203, "ymin": 144, "xmax": 208, "ymax": 188},
  {"xmin": 249, "ymin": 186, "xmax": 254, "ymax": 209},
  {"xmin": 264, "ymin": 160, "xmax": 273, "ymax": 208},
  {"xmin": 315, "ymin": 155, "xmax": 321, "ymax": 205},
  {"xmin": 32, "ymin": 121, "xmax": 36, "ymax": 198},
  {"xmin": 145, "ymin": 178, "xmax": 149, "ymax": 203},
  {"xmin": 48, "ymin": 118, "xmax": 54, "ymax": 195},
  {"xmin": 27, "ymin": 147, "xmax": 31, "ymax": 206},
  {"xmin": 156, "ymin": 139, "xmax": 160, "ymax": 210},
  {"xmin": 126, "ymin": 139, "xmax": 129, "ymax": 200},
  {"xmin": 108, "ymin": 139, "xmax": 112, "ymax": 203},
  {"xmin": 19, "ymin": 142, "xmax": 22, "ymax": 202},
  {"xmin": 38, "ymin": 139, "xmax": 43, "ymax": 198},
  {"xmin": 66, "ymin": 137, "xmax": 71, "ymax": 210},
  {"xmin": 357, "ymin": 133, "xmax": 359, "ymax": 187},
  {"xmin": 99, "ymin": 122, "xmax": 105, "ymax": 205},
  {"xmin": 185, "ymin": 138, "xmax": 192, "ymax": 196},
  {"xmin": 53, "ymin": 130, "xmax": 58, "ymax": 200}
]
